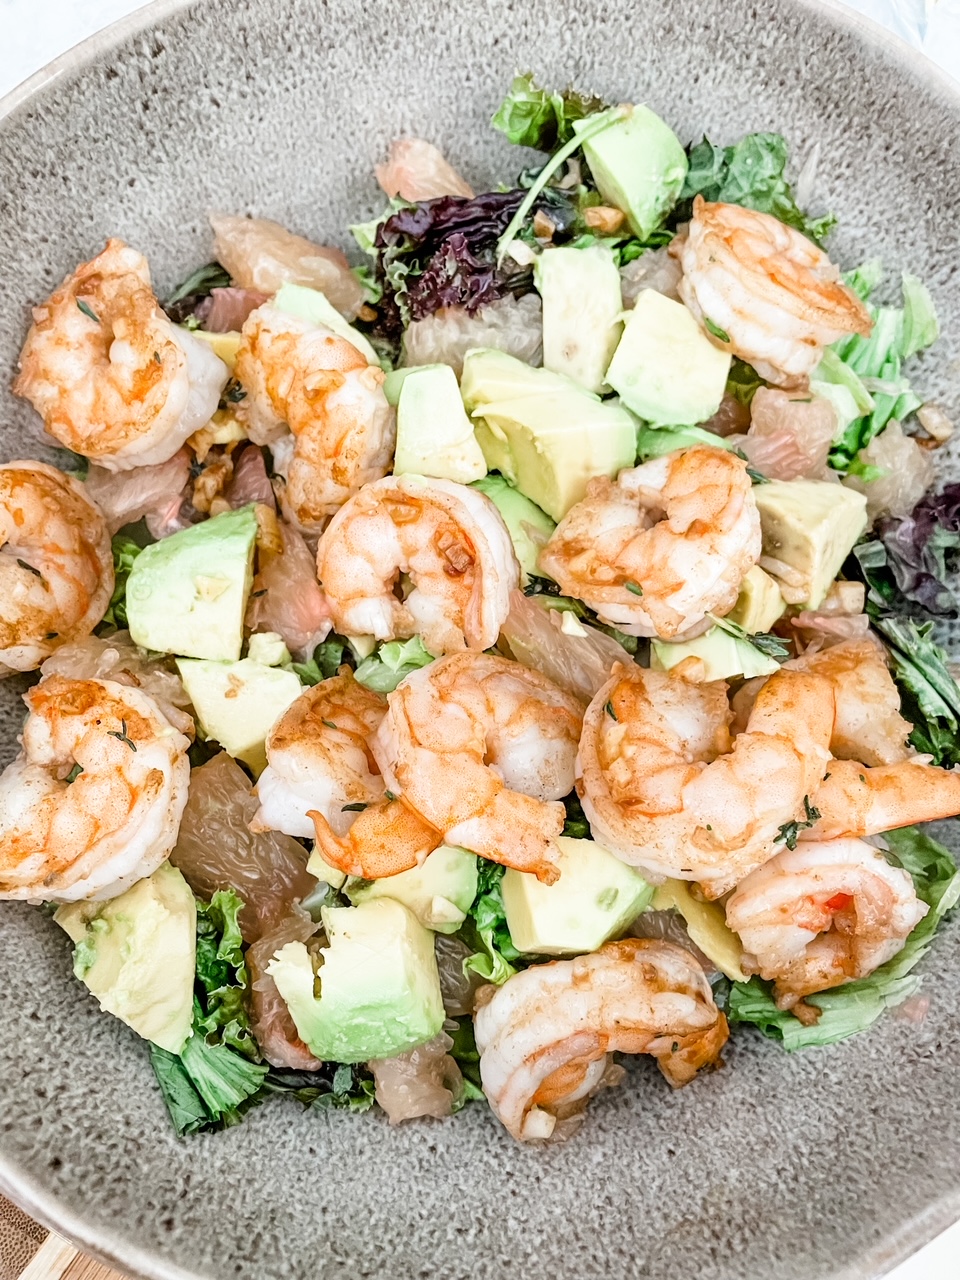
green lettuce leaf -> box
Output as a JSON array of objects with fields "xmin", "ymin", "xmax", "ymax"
[
  {"xmin": 728, "ymin": 825, "xmax": 960, "ymax": 1049},
  {"xmin": 827, "ymin": 269, "xmax": 938, "ymax": 472},
  {"xmin": 448, "ymin": 1016, "xmax": 486, "ymax": 1103},
  {"xmin": 680, "ymin": 133, "xmax": 835, "ymax": 242},
  {"xmin": 561, "ymin": 791, "xmax": 591, "ymax": 840},
  {"xmin": 193, "ymin": 890, "xmax": 256, "ymax": 1057},
  {"xmin": 636, "ymin": 424, "xmax": 736, "ymax": 461},
  {"xmin": 290, "ymin": 635, "xmax": 353, "ymax": 686},
  {"xmin": 492, "ymin": 73, "xmax": 607, "ymax": 152},
  {"xmin": 354, "ymin": 635, "xmax": 435, "ymax": 693},
  {"xmin": 261, "ymin": 1062, "xmax": 377, "ymax": 1113},
  {"xmin": 459, "ymin": 861, "xmax": 520, "ymax": 984},
  {"xmin": 101, "ymin": 535, "xmax": 144, "ymax": 629},
  {"xmin": 179, "ymin": 1001, "xmax": 268, "ymax": 1116},
  {"xmin": 870, "ymin": 616, "xmax": 960, "ymax": 767}
]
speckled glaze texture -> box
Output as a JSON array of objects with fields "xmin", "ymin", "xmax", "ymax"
[{"xmin": 1, "ymin": 1, "xmax": 959, "ymax": 1277}]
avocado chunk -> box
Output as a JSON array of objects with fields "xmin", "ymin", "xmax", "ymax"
[
  {"xmin": 502, "ymin": 836, "xmax": 654, "ymax": 955},
  {"xmin": 176, "ymin": 657, "xmax": 302, "ymax": 775},
  {"xmin": 55, "ymin": 862, "xmax": 196, "ymax": 1053},
  {"xmin": 636, "ymin": 424, "xmax": 734, "ymax": 461},
  {"xmin": 651, "ymin": 880, "xmax": 746, "ymax": 982},
  {"xmin": 126, "ymin": 505, "xmax": 258, "ymax": 661},
  {"xmin": 193, "ymin": 329, "xmax": 242, "ymax": 371},
  {"xmin": 754, "ymin": 480, "xmax": 868, "ymax": 609},
  {"xmin": 471, "ymin": 474, "xmax": 556, "ymax": 585},
  {"xmin": 267, "ymin": 898, "xmax": 444, "ymax": 1062},
  {"xmin": 534, "ymin": 244, "xmax": 623, "ymax": 393},
  {"xmin": 651, "ymin": 626, "xmax": 780, "ymax": 682},
  {"xmin": 273, "ymin": 282, "xmax": 379, "ymax": 365},
  {"xmin": 462, "ymin": 350, "xmax": 637, "ymax": 521},
  {"xmin": 605, "ymin": 290, "xmax": 731, "ymax": 425},
  {"xmin": 394, "ymin": 364, "xmax": 487, "ymax": 484},
  {"xmin": 246, "ymin": 630, "xmax": 291, "ymax": 667},
  {"xmin": 345, "ymin": 845, "xmax": 478, "ymax": 933},
  {"xmin": 574, "ymin": 105, "xmax": 688, "ymax": 239},
  {"xmin": 726, "ymin": 565, "xmax": 786, "ymax": 634},
  {"xmin": 306, "ymin": 847, "xmax": 347, "ymax": 891}
]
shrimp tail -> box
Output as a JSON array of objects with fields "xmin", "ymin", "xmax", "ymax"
[
  {"xmin": 806, "ymin": 759, "xmax": 960, "ymax": 840},
  {"xmin": 307, "ymin": 798, "xmax": 441, "ymax": 880}
]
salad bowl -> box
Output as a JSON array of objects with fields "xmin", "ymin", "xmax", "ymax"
[{"xmin": 0, "ymin": 1, "xmax": 959, "ymax": 1278}]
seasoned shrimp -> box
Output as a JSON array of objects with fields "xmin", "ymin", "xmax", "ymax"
[
  {"xmin": 14, "ymin": 240, "xmax": 228, "ymax": 470},
  {"xmin": 578, "ymin": 664, "xmax": 834, "ymax": 897},
  {"xmin": 538, "ymin": 447, "xmax": 761, "ymax": 640},
  {"xmin": 316, "ymin": 475, "xmax": 519, "ymax": 654},
  {"xmin": 0, "ymin": 462, "xmax": 113, "ymax": 675},
  {"xmin": 807, "ymin": 758, "xmax": 960, "ymax": 841},
  {"xmin": 253, "ymin": 671, "xmax": 388, "ymax": 839},
  {"xmin": 474, "ymin": 938, "xmax": 728, "ymax": 1142},
  {"xmin": 234, "ymin": 305, "xmax": 395, "ymax": 531},
  {"xmin": 673, "ymin": 198, "xmax": 873, "ymax": 385},
  {"xmin": 370, "ymin": 652, "xmax": 584, "ymax": 883},
  {"xmin": 0, "ymin": 676, "xmax": 190, "ymax": 902},
  {"xmin": 726, "ymin": 838, "xmax": 927, "ymax": 1008}
]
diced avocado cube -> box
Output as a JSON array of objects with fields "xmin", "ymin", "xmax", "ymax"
[
  {"xmin": 246, "ymin": 631, "xmax": 291, "ymax": 667},
  {"xmin": 754, "ymin": 480, "xmax": 868, "ymax": 609},
  {"xmin": 54, "ymin": 862, "xmax": 196, "ymax": 1053},
  {"xmin": 605, "ymin": 290, "xmax": 731, "ymax": 425},
  {"xmin": 535, "ymin": 244, "xmax": 623, "ymax": 394},
  {"xmin": 126, "ymin": 505, "xmax": 258, "ymax": 661},
  {"xmin": 306, "ymin": 847, "xmax": 347, "ymax": 891},
  {"xmin": 394, "ymin": 364, "xmax": 487, "ymax": 484},
  {"xmin": 651, "ymin": 626, "xmax": 780, "ymax": 682},
  {"xmin": 502, "ymin": 836, "xmax": 654, "ymax": 955},
  {"xmin": 726, "ymin": 566, "xmax": 786, "ymax": 634},
  {"xmin": 651, "ymin": 880, "xmax": 746, "ymax": 982},
  {"xmin": 267, "ymin": 898, "xmax": 444, "ymax": 1062},
  {"xmin": 471, "ymin": 474, "xmax": 555, "ymax": 585},
  {"xmin": 345, "ymin": 845, "xmax": 478, "ymax": 933},
  {"xmin": 193, "ymin": 329, "xmax": 242, "ymax": 371},
  {"xmin": 574, "ymin": 105, "xmax": 688, "ymax": 239},
  {"xmin": 273, "ymin": 282, "xmax": 379, "ymax": 365},
  {"xmin": 462, "ymin": 351, "xmax": 637, "ymax": 522},
  {"xmin": 383, "ymin": 365, "xmax": 424, "ymax": 407},
  {"xmin": 176, "ymin": 657, "xmax": 302, "ymax": 775}
]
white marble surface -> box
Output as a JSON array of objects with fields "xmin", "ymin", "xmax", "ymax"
[{"xmin": 0, "ymin": 1, "xmax": 957, "ymax": 1276}]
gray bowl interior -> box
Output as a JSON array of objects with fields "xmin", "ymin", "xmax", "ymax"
[{"xmin": 1, "ymin": 1, "xmax": 959, "ymax": 1277}]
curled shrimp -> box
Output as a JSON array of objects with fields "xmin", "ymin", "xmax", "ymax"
[
  {"xmin": 14, "ymin": 240, "xmax": 228, "ymax": 470},
  {"xmin": 726, "ymin": 838, "xmax": 927, "ymax": 1008},
  {"xmin": 253, "ymin": 670, "xmax": 387, "ymax": 840},
  {"xmin": 234, "ymin": 305, "xmax": 395, "ymax": 531},
  {"xmin": 0, "ymin": 462, "xmax": 113, "ymax": 675},
  {"xmin": 370, "ymin": 652, "xmax": 584, "ymax": 883},
  {"xmin": 474, "ymin": 938, "xmax": 728, "ymax": 1142},
  {"xmin": 538, "ymin": 446, "xmax": 761, "ymax": 640},
  {"xmin": 673, "ymin": 198, "xmax": 872, "ymax": 385},
  {"xmin": 807, "ymin": 758, "xmax": 960, "ymax": 841},
  {"xmin": 578, "ymin": 664, "xmax": 834, "ymax": 897},
  {"xmin": 316, "ymin": 475, "xmax": 519, "ymax": 654},
  {"xmin": 0, "ymin": 676, "xmax": 190, "ymax": 902}
]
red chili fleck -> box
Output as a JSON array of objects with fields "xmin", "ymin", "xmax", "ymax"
[{"xmin": 825, "ymin": 892, "xmax": 852, "ymax": 912}]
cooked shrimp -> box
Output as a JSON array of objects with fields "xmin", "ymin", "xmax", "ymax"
[
  {"xmin": 253, "ymin": 671, "xmax": 388, "ymax": 839},
  {"xmin": 673, "ymin": 198, "xmax": 873, "ymax": 385},
  {"xmin": 726, "ymin": 838, "xmax": 927, "ymax": 1008},
  {"xmin": 14, "ymin": 240, "xmax": 228, "ymax": 470},
  {"xmin": 807, "ymin": 758, "xmax": 960, "ymax": 841},
  {"xmin": 0, "ymin": 676, "xmax": 190, "ymax": 902},
  {"xmin": 316, "ymin": 475, "xmax": 519, "ymax": 654},
  {"xmin": 0, "ymin": 462, "xmax": 113, "ymax": 675},
  {"xmin": 309, "ymin": 794, "xmax": 443, "ymax": 880},
  {"xmin": 234, "ymin": 305, "xmax": 395, "ymax": 531},
  {"xmin": 786, "ymin": 638, "xmax": 912, "ymax": 766},
  {"xmin": 474, "ymin": 938, "xmax": 728, "ymax": 1142},
  {"xmin": 538, "ymin": 447, "xmax": 761, "ymax": 640},
  {"xmin": 370, "ymin": 652, "xmax": 585, "ymax": 883},
  {"xmin": 578, "ymin": 664, "xmax": 834, "ymax": 897}
]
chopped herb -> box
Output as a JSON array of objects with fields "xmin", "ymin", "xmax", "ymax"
[
  {"xmin": 221, "ymin": 379, "xmax": 247, "ymax": 406},
  {"xmin": 250, "ymin": 589, "xmax": 267, "ymax": 598},
  {"xmin": 165, "ymin": 261, "xmax": 232, "ymax": 308},
  {"xmin": 703, "ymin": 317, "xmax": 730, "ymax": 343},
  {"xmin": 776, "ymin": 795, "xmax": 820, "ymax": 850},
  {"xmin": 65, "ymin": 763, "xmax": 84, "ymax": 784},
  {"xmin": 708, "ymin": 612, "xmax": 789, "ymax": 660},
  {"xmin": 746, "ymin": 466, "xmax": 770, "ymax": 485},
  {"xmin": 45, "ymin": 631, "xmax": 58, "ymax": 640},
  {"xmin": 624, "ymin": 579, "xmax": 644, "ymax": 596},
  {"xmin": 153, "ymin": 350, "xmax": 162, "ymax": 364},
  {"xmin": 341, "ymin": 802, "xmax": 368, "ymax": 813},
  {"xmin": 76, "ymin": 298, "xmax": 100, "ymax": 323},
  {"xmin": 605, "ymin": 701, "xmax": 618, "ymax": 721},
  {"xmin": 107, "ymin": 719, "xmax": 137, "ymax": 752},
  {"xmin": 16, "ymin": 558, "xmax": 42, "ymax": 578},
  {"xmin": 384, "ymin": 790, "xmax": 398, "ymax": 802},
  {"xmin": 321, "ymin": 720, "xmax": 339, "ymax": 731}
]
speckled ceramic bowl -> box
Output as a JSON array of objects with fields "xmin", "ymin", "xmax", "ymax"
[{"xmin": 1, "ymin": 1, "xmax": 959, "ymax": 1276}]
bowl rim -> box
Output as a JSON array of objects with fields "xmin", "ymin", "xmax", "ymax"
[{"xmin": 1, "ymin": 1, "xmax": 959, "ymax": 1276}]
